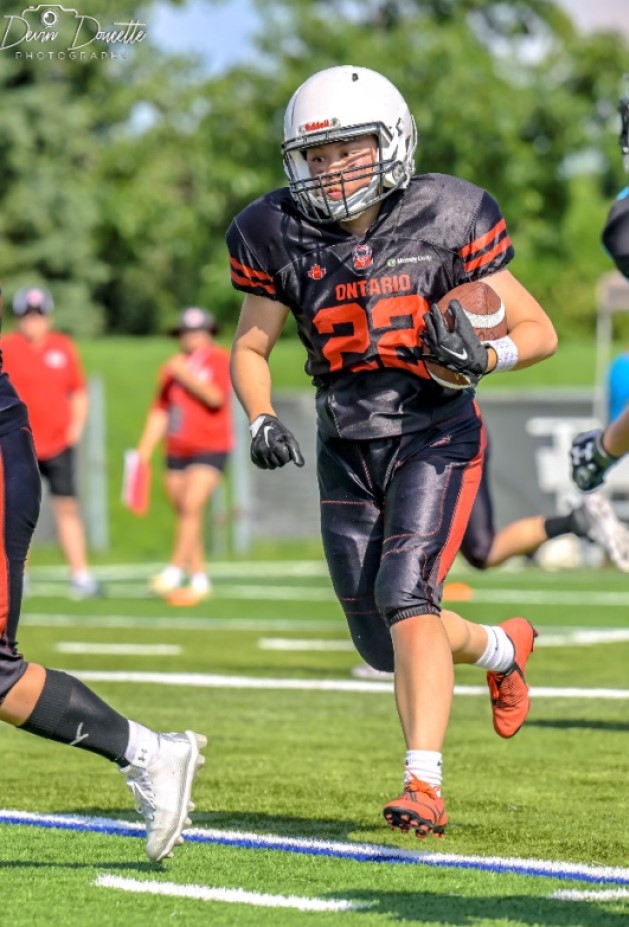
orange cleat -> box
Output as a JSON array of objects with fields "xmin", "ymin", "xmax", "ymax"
[
  {"xmin": 383, "ymin": 775, "xmax": 448, "ymax": 838},
  {"xmin": 486, "ymin": 617, "xmax": 538, "ymax": 738},
  {"xmin": 167, "ymin": 587, "xmax": 212, "ymax": 607}
]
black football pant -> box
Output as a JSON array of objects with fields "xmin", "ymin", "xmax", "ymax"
[
  {"xmin": 318, "ymin": 409, "xmax": 485, "ymax": 672},
  {"xmin": 0, "ymin": 424, "xmax": 42, "ymax": 701}
]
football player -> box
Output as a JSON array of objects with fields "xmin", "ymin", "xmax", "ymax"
[
  {"xmin": 571, "ymin": 86, "xmax": 629, "ymax": 492},
  {"xmin": 0, "ymin": 290, "xmax": 205, "ymax": 860},
  {"xmin": 228, "ymin": 66, "xmax": 557, "ymax": 837},
  {"xmin": 459, "ymin": 435, "xmax": 629, "ymax": 572}
]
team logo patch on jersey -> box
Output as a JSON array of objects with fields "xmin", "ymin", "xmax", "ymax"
[
  {"xmin": 352, "ymin": 243, "xmax": 373, "ymax": 273},
  {"xmin": 307, "ymin": 263, "xmax": 327, "ymax": 280}
]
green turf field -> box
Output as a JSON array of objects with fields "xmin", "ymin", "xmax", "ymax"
[{"xmin": 3, "ymin": 558, "xmax": 629, "ymax": 926}]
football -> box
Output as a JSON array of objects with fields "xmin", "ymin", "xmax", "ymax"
[{"xmin": 424, "ymin": 280, "xmax": 507, "ymax": 390}]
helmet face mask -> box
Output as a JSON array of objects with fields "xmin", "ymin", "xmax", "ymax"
[{"xmin": 282, "ymin": 66, "xmax": 417, "ymax": 224}]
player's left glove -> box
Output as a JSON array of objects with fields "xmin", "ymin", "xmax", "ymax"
[
  {"xmin": 249, "ymin": 414, "xmax": 305, "ymax": 470},
  {"xmin": 422, "ymin": 301, "xmax": 489, "ymax": 388},
  {"xmin": 570, "ymin": 428, "xmax": 619, "ymax": 493}
]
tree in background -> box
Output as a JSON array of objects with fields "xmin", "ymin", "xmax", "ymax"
[{"xmin": 0, "ymin": 0, "xmax": 627, "ymax": 337}]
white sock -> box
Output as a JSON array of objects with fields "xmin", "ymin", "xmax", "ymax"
[
  {"xmin": 190, "ymin": 572, "xmax": 211, "ymax": 593},
  {"xmin": 404, "ymin": 750, "xmax": 443, "ymax": 793},
  {"xmin": 474, "ymin": 625, "xmax": 515, "ymax": 672},
  {"xmin": 124, "ymin": 720, "xmax": 160, "ymax": 768},
  {"xmin": 161, "ymin": 565, "xmax": 183, "ymax": 586},
  {"xmin": 72, "ymin": 570, "xmax": 92, "ymax": 585}
]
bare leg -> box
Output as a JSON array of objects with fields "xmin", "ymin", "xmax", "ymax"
[
  {"xmin": 441, "ymin": 608, "xmax": 491, "ymax": 664},
  {"xmin": 165, "ymin": 466, "xmax": 222, "ymax": 574},
  {"xmin": 0, "ymin": 663, "xmax": 46, "ymax": 725},
  {"xmin": 50, "ymin": 496, "xmax": 90, "ymax": 574},
  {"xmin": 483, "ymin": 515, "xmax": 548, "ymax": 568},
  {"xmin": 391, "ymin": 615, "xmax": 454, "ymax": 750}
]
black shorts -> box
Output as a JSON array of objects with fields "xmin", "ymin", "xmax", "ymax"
[
  {"xmin": 318, "ymin": 408, "xmax": 485, "ymax": 672},
  {"xmin": 38, "ymin": 446, "xmax": 77, "ymax": 498},
  {"xmin": 166, "ymin": 452, "xmax": 229, "ymax": 473}
]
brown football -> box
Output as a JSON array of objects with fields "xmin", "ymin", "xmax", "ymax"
[{"xmin": 424, "ymin": 281, "xmax": 507, "ymax": 389}]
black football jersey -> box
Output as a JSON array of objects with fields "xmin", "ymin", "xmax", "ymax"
[
  {"xmin": 227, "ymin": 173, "xmax": 514, "ymax": 439},
  {"xmin": 603, "ymin": 189, "xmax": 629, "ymax": 279}
]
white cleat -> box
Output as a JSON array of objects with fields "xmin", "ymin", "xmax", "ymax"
[
  {"xmin": 579, "ymin": 493, "xmax": 629, "ymax": 572},
  {"xmin": 124, "ymin": 730, "xmax": 207, "ymax": 862}
]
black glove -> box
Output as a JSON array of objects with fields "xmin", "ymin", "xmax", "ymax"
[
  {"xmin": 570, "ymin": 428, "xmax": 619, "ymax": 493},
  {"xmin": 422, "ymin": 301, "xmax": 489, "ymax": 388},
  {"xmin": 249, "ymin": 414, "xmax": 305, "ymax": 470}
]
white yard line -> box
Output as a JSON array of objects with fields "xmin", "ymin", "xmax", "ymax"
[
  {"xmin": 259, "ymin": 630, "xmax": 629, "ymax": 650},
  {"xmin": 95, "ymin": 874, "xmax": 370, "ymax": 912},
  {"xmin": 55, "ymin": 643, "xmax": 181, "ymax": 656},
  {"xmin": 70, "ymin": 670, "xmax": 629, "ymax": 699},
  {"xmin": 549, "ymin": 888, "xmax": 629, "ymax": 901},
  {"xmin": 20, "ymin": 612, "xmax": 629, "ymax": 641},
  {"xmin": 22, "ymin": 579, "xmax": 629, "ymax": 606},
  {"xmin": 258, "ymin": 638, "xmax": 355, "ymax": 652}
]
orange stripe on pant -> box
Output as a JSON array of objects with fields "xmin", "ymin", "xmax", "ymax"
[{"xmin": 436, "ymin": 406, "xmax": 487, "ymax": 586}]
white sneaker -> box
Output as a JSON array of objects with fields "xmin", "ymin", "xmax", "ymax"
[
  {"xmin": 70, "ymin": 577, "xmax": 105, "ymax": 600},
  {"xmin": 149, "ymin": 570, "xmax": 183, "ymax": 596},
  {"xmin": 123, "ymin": 730, "xmax": 207, "ymax": 861},
  {"xmin": 578, "ymin": 493, "xmax": 629, "ymax": 572}
]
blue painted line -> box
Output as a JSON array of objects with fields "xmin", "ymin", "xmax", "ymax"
[{"xmin": 2, "ymin": 810, "xmax": 629, "ymax": 886}]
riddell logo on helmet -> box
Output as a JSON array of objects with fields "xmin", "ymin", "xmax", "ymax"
[{"xmin": 299, "ymin": 118, "xmax": 339, "ymax": 134}]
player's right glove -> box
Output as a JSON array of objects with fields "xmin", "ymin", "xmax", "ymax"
[
  {"xmin": 570, "ymin": 428, "xmax": 619, "ymax": 493},
  {"xmin": 422, "ymin": 302, "xmax": 489, "ymax": 388},
  {"xmin": 249, "ymin": 414, "xmax": 305, "ymax": 470}
]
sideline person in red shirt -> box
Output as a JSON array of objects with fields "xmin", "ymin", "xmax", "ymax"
[
  {"xmin": 135, "ymin": 307, "xmax": 233, "ymax": 606},
  {"xmin": 2, "ymin": 286, "xmax": 102, "ymax": 599}
]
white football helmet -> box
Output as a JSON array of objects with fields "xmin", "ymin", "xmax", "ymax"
[{"xmin": 282, "ymin": 66, "xmax": 417, "ymax": 223}]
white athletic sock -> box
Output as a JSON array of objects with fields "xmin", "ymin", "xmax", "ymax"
[
  {"xmin": 190, "ymin": 572, "xmax": 211, "ymax": 593},
  {"xmin": 72, "ymin": 570, "xmax": 92, "ymax": 585},
  {"xmin": 124, "ymin": 720, "xmax": 160, "ymax": 769},
  {"xmin": 474, "ymin": 625, "xmax": 515, "ymax": 672},
  {"xmin": 404, "ymin": 750, "xmax": 443, "ymax": 793},
  {"xmin": 161, "ymin": 565, "xmax": 183, "ymax": 586}
]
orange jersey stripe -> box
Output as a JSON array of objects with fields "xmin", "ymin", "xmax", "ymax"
[
  {"xmin": 0, "ymin": 451, "xmax": 8, "ymax": 637},
  {"xmin": 229, "ymin": 256, "xmax": 274, "ymax": 283},
  {"xmin": 459, "ymin": 217, "xmax": 507, "ymax": 259},
  {"xmin": 230, "ymin": 269, "xmax": 276, "ymax": 296},
  {"xmin": 463, "ymin": 235, "xmax": 512, "ymax": 274}
]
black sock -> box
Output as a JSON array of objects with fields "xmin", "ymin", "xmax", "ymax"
[
  {"xmin": 544, "ymin": 513, "xmax": 580, "ymax": 540},
  {"xmin": 19, "ymin": 668, "xmax": 130, "ymax": 764}
]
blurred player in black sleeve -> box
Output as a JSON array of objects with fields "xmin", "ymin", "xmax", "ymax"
[
  {"xmin": 228, "ymin": 66, "xmax": 557, "ymax": 837},
  {"xmin": 571, "ymin": 85, "xmax": 629, "ymax": 493},
  {"xmin": 0, "ymin": 288, "xmax": 205, "ymax": 862}
]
